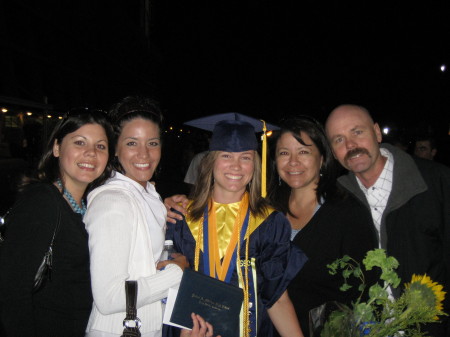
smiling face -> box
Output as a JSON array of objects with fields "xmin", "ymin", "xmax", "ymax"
[
  {"xmin": 325, "ymin": 105, "xmax": 385, "ymax": 183},
  {"xmin": 212, "ymin": 150, "xmax": 255, "ymax": 203},
  {"xmin": 53, "ymin": 123, "xmax": 109, "ymax": 193},
  {"xmin": 116, "ymin": 117, "xmax": 161, "ymax": 187},
  {"xmin": 276, "ymin": 131, "xmax": 323, "ymax": 191}
]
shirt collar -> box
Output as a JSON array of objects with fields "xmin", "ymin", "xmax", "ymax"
[
  {"xmin": 112, "ymin": 171, "xmax": 154, "ymax": 194},
  {"xmin": 357, "ymin": 148, "xmax": 394, "ymax": 192}
]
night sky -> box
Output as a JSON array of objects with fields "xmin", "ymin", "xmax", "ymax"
[
  {"xmin": 154, "ymin": 2, "xmax": 450, "ymax": 131},
  {"xmin": 1, "ymin": 2, "xmax": 449, "ymax": 136},
  {"xmin": 1, "ymin": 1, "xmax": 450, "ymax": 201}
]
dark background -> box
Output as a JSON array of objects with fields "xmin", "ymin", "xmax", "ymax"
[{"xmin": 1, "ymin": 1, "xmax": 449, "ymax": 209}]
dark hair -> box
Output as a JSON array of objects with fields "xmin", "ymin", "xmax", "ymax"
[
  {"xmin": 415, "ymin": 134, "xmax": 437, "ymax": 150},
  {"xmin": 109, "ymin": 96, "xmax": 164, "ymax": 174},
  {"xmin": 30, "ymin": 107, "xmax": 115, "ymax": 197},
  {"xmin": 267, "ymin": 116, "xmax": 340, "ymax": 216}
]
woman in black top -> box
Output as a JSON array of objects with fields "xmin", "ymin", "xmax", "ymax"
[
  {"xmin": 267, "ymin": 116, "xmax": 378, "ymax": 336},
  {"xmin": 0, "ymin": 108, "xmax": 114, "ymax": 336}
]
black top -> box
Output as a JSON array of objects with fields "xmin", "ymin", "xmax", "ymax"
[
  {"xmin": 287, "ymin": 193, "xmax": 378, "ymax": 337},
  {"xmin": 0, "ymin": 183, "xmax": 92, "ymax": 337}
]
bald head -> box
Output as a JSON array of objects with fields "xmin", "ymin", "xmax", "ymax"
[{"xmin": 325, "ymin": 104, "xmax": 374, "ymax": 136}]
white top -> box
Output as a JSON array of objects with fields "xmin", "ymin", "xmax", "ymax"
[
  {"xmin": 356, "ymin": 148, "xmax": 394, "ymax": 241},
  {"xmin": 84, "ymin": 172, "xmax": 183, "ymax": 336}
]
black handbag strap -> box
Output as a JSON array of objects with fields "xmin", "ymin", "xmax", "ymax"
[
  {"xmin": 122, "ymin": 280, "xmax": 141, "ymax": 337},
  {"xmin": 32, "ymin": 188, "xmax": 63, "ymax": 292},
  {"xmin": 48, "ymin": 203, "xmax": 62, "ymax": 249}
]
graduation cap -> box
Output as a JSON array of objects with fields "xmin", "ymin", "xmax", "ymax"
[{"xmin": 184, "ymin": 112, "xmax": 279, "ymax": 197}]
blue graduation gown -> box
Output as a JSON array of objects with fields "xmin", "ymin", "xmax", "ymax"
[{"xmin": 169, "ymin": 209, "xmax": 307, "ymax": 337}]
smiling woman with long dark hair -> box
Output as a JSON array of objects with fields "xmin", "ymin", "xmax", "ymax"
[
  {"xmin": 84, "ymin": 96, "xmax": 189, "ymax": 337},
  {"xmin": 0, "ymin": 108, "xmax": 114, "ymax": 336}
]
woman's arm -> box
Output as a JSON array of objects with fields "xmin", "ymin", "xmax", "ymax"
[
  {"xmin": 85, "ymin": 189, "xmax": 183, "ymax": 315},
  {"xmin": 164, "ymin": 194, "xmax": 188, "ymax": 223},
  {"xmin": 267, "ymin": 290, "xmax": 304, "ymax": 337}
]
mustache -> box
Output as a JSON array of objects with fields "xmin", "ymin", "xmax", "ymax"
[{"xmin": 344, "ymin": 148, "xmax": 371, "ymax": 162}]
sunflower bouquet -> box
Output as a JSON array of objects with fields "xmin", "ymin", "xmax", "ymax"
[{"xmin": 317, "ymin": 249, "xmax": 446, "ymax": 337}]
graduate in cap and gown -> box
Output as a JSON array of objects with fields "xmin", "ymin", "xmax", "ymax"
[{"xmin": 169, "ymin": 117, "xmax": 307, "ymax": 337}]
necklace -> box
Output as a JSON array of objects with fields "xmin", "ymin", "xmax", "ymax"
[{"xmin": 56, "ymin": 179, "xmax": 87, "ymax": 216}]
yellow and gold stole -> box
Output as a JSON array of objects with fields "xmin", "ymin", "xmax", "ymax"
[{"xmin": 186, "ymin": 193, "xmax": 274, "ymax": 337}]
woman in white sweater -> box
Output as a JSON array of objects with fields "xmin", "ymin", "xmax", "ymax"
[{"xmin": 84, "ymin": 96, "xmax": 189, "ymax": 337}]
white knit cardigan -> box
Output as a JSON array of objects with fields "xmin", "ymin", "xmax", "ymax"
[{"xmin": 84, "ymin": 174, "xmax": 183, "ymax": 335}]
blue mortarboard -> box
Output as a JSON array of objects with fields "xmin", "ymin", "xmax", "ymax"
[
  {"xmin": 209, "ymin": 120, "xmax": 257, "ymax": 152},
  {"xmin": 184, "ymin": 112, "xmax": 279, "ymax": 132},
  {"xmin": 184, "ymin": 112, "xmax": 279, "ymax": 196}
]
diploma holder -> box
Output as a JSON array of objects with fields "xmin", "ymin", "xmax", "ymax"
[{"xmin": 163, "ymin": 268, "xmax": 244, "ymax": 337}]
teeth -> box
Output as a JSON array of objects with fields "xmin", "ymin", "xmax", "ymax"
[
  {"xmin": 225, "ymin": 174, "xmax": 242, "ymax": 180},
  {"xmin": 134, "ymin": 163, "xmax": 150, "ymax": 168},
  {"xmin": 349, "ymin": 153, "xmax": 362, "ymax": 159},
  {"xmin": 78, "ymin": 163, "xmax": 94, "ymax": 168},
  {"xmin": 288, "ymin": 171, "xmax": 303, "ymax": 175}
]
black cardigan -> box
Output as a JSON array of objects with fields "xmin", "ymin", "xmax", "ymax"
[
  {"xmin": 0, "ymin": 183, "xmax": 92, "ymax": 337},
  {"xmin": 287, "ymin": 193, "xmax": 378, "ymax": 337}
]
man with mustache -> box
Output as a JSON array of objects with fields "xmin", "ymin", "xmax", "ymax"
[{"xmin": 325, "ymin": 104, "xmax": 450, "ymax": 336}]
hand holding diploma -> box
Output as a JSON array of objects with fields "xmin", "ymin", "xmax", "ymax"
[{"xmin": 180, "ymin": 313, "xmax": 221, "ymax": 337}]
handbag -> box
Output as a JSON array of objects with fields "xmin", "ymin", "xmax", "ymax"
[
  {"xmin": 121, "ymin": 280, "xmax": 141, "ymax": 337},
  {"xmin": 0, "ymin": 187, "xmax": 62, "ymax": 293},
  {"xmin": 33, "ymin": 205, "xmax": 62, "ymax": 292}
]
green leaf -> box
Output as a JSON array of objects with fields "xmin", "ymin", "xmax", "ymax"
[
  {"xmin": 383, "ymin": 256, "xmax": 399, "ymax": 270},
  {"xmin": 326, "ymin": 262, "xmax": 339, "ymax": 275},
  {"xmin": 380, "ymin": 271, "xmax": 401, "ymax": 288},
  {"xmin": 353, "ymin": 302, "xmax": 375, "ymax": 322},
  {"xmin": 343, "ymin": 269, "xmax": 353, "ymax": 279},
  {"xmin": 340, "ymin": 283, "xmax": 352, "ymax": 292},
  {"xmin": 368, "ymin": 284, "xmax": 388, "ymax": 304},
  {"xmin": 363, "ymin": 249, "xmax": 388, "ymax": 270}
]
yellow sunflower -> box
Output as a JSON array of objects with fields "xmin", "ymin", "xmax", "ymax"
[{"xmin": 404, "ymin": 274, "xmax": 446, "ymax": 319}]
